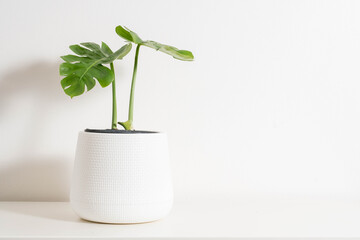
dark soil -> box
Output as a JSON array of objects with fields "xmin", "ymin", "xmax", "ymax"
[{"xmin": 84, "ymin": 129, "xmax": 158, "ymax": 134}]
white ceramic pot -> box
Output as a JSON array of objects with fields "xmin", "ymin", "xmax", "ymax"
[{"xmin": 70, "ymin": 131, "xmax": 173, "ymax": 223}]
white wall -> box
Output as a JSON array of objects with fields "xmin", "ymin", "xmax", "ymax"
[{"xmin": 1, "ymin": 0, "xmax": 360, "ymax": 201}]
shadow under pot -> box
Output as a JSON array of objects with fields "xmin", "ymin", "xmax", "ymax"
[{"xmin": 70, "ymin": 130, "xmax": 173, "ymax": 224}]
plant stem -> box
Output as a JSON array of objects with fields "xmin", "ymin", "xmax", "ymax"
[
  {"xmin": 110, "ymin": 62, "xmax": 117, "ymax": 129},
  {"xmin": 128, "ymin": 44, "xmax": 141, "ymax": 125},
  {"xmin": 119, "ymin": 44, "xmax": 141, "ymax": 130}
]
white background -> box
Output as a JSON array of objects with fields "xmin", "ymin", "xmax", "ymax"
[{"xmin": 1, "ymin": 0, "xmax": 360, "ymax": 201}]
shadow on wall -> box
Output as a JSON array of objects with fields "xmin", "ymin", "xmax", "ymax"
[
  {"xmin": 0, "ymin": 62, "xmax": 65, "ymax": 110},
  {"xmin": 0, "ymin": 62, "xmax": 71, "ymax": 201},
  {"xmin": 0, "ymin": 158, "xmax": 71, "ymax": 201}
]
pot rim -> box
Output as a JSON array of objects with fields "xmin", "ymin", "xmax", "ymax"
[{"xmin": 81, "ymin": 129, "xmax": 166, "ymax": 135}]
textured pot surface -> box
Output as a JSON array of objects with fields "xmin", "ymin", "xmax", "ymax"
[{"xmin": 70, "ymin": 131, "xmax": 173, "ymax": 223}]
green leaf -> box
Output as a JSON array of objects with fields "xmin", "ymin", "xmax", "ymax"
[
  {"xmin": 80, "ymin": 42, "xmax": 104, "ymax": 56},
  {"xmin": 115, "ymin": 26, "xmax": 143, "ymax": 44},
  {"xmin": 60, "ymin": 75, "xmax": 85, "ymax": 98},
  {"xmin": 88, "ymin": 65, "xmax": 114, "ymax": 87},
  {"xmin": 102, "ymin": 43, "xmax": 132, "ymax": 63},
  {"xmin": 59, "ymin": 42, "xmax": 132, "ymax": 98},
  {"xmin": 115, "ymin": 25, "xmax": 194, "ymax": 61},
  {"xmin": 60, "ymin": 62, "xmax": 114, "ymax": 97},
  {"xmin": 59, "ymin": 62, "xmax": 82, "ymax": 76},
  {"xmin": 101, "ymin": 42, "xmax": 113, "ymax": 55},
  {"xmin": 69, "ymin": 45, "xmax": 101, "ymax": 59},
  {"xmin": 60, "ymin": 55, "xmax": 92, "ymax": 63},
  {"xmin": 116, "ymin": 43, "xmax": 132, "ymax": 59},
  {"xmin": 82, "ymin": 74, "xmax": 96, "ymax": 91},
  {"xmin": 143, "ymin": 41, "xmax": 194, "ymax": 61}
]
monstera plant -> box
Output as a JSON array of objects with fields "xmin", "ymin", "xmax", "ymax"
[
  {"xmin": 59, "ymin": 25, "xmax": 194, "ymax": 130},
  {"xmin": 62, "ymin": 25, "xmax": 194, "ymax": 224}
]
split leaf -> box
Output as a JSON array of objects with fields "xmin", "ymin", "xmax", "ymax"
[
  {"xmin": 115, "ymin": 26, "xmax": 194, "ymax": 61},
  {"xmin": 59, "ymin": 42, "xmax": 132, "ymax": 98}
]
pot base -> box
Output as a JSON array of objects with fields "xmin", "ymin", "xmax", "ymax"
[{"xmin": 71, "ymin": 200, "xmax": 173, "ymax": 224}]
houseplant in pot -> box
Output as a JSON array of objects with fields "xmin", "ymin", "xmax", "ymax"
[{"xmin": 59, "ymin": 25, "xmax": 194, "ymax": 223}]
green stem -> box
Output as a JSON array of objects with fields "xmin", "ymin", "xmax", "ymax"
[
  {"xmin": 119, "ymin": 44, "xmax": 141, "ymax": 130},
  {"xmin": 110, "ymin": 62, "xmax": 117, "ymax": 129},
  {"xmin": 129, "ymin": 44, "xmax": 141, "ymax": 124}
]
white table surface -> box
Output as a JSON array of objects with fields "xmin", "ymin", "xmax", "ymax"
[{"xmin": 1, "ymin": 195, "xmax": 360, "ymax": 239}]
